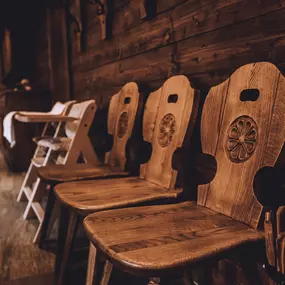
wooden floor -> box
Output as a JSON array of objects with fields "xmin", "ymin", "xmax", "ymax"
[
  {"xmin": 0, "ymin": 153, "xmax": 159, "ymax": 285},
  {"xmin": 0, "ymin": 155, "xmax": 55, "ymax": 285}
]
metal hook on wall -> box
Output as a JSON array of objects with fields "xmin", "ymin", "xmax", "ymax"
[
  {"xmin": 140, "ymin": 0, "xmax": 157, "ymax": 20},
  {"xmin": 87, "ymin": 0, "xmax": 109, "ymax": 40},
  {"xmin": 68, "ymin": 0, "xmax": 83, "ymax": 51}
]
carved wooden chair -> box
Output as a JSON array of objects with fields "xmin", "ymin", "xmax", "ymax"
[
  {"xmin": 83, "ymin": 62, "xmax": 285, "ymax": 285},
  {"xmin": 17, "ymin": 100, "xmax": 98, "ymax": 241},
  {"xmin": 52, "ymin": 75, "xmax": 198, "ymax": 285},
  {"xmin": 37, "ymin": 82, "xmax": 140, "ymax": 246}
]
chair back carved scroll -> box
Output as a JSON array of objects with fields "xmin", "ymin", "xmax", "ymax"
[
  {"xmin": 199, "ymin": 62, "xmax": 285, "ymax": 228},
  {"xmin": 140, "ymin": 75, "xmax": 197, "ymax": 189},
  {"xmin": 105, "ymin": 82, "xmax": 140, "ymax": 170}
]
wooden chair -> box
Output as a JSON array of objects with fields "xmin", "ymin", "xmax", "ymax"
[
  {"xmin": 17, "ymin": 100, "xmax": 98, "ymax": 242},
  {"xmin": 52, "ymin": 75, "xmax": 198, "ymax": 285},
  {"xmin": 83, "ymin": 62, "xmax": 285, "ymax": 285},
  {"xmin": 37, "ymin": 82, "xmax": 140, "ymax": 246}
]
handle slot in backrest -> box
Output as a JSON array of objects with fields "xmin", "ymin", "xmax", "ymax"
[
  {"xmin": 124, "ymin": 97, "xmax": 131, "ymax": 104},
  {"xmin": 240, "ymin": 89, "xmax": 260, "ymax": 102},
  {"xmin": 168, "ymin": 94, "xmax": 178, "ymax": 103}
]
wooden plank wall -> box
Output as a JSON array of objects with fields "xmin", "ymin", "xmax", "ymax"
[
  {"xmin": 33, "ymin": 12, "xmax": 50, "ymax": 91},
  {"xmin": 57, "ymin": 0, "xmax": 285, "ymax": 105}
]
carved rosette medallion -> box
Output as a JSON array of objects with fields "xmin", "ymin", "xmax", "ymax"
[
  {"xmin": 226, "ymin": 116, "xmax": 258, "ymax": 163},
  {"xmin": 117, "ymin": 112, "xmax": 129, "ymax": 138},
  {"xmin": 158, "ymin": 113, "xmax": 176, "ymax": 147}
]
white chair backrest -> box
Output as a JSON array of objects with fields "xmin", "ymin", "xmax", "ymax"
[
  {"xmin": 49, "ymin": 100, "xmax": 76, "ymax": 115},
  {"xmin": 65, "ymin": 100, "xmax": 96, "ymax": 138}
]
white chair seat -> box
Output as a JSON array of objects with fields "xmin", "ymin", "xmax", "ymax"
[{"xmin": 37, "ymin": 137, "xmax": 71, "ymax": 151}]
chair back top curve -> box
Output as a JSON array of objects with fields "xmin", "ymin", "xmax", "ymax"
[
  {"xmin": 65, "ymin": 100, "xmax": 97, "ymax": 138},
  {"xmin": 105, "ymin": 82, "xmax": 140, "ymax": 169},
  {"xmin": 199, "ymin": 62, "xmax": 285, "ymax": 229},
  {"xmin": 140, "ymin": 75, "xmax": 198, "ymax": 189},
  {"xmin": 51, "ymin": 100, "xmax": 76, "ymax": 115}
]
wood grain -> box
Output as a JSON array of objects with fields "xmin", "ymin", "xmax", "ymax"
[
  {"xmin": 105, "ymin": 82, "xmax": 140, "ymax": 169},
  {"xmin": 72, "ymin": 6, "xmax": 285, "ymax": 101},
  {"xmin": 14, "ymin": 114, "xmax": 77, "ymax": 123},
  {"xmin": 76, "ymin": 0, "xmax": 282, "ymax": 71},
  {"xmin": 84, "ymin": 201, "xmax": 264, "ymax": 276},
  {"xmin": 199, "ymin": 62, "xmax": 285, "ymax": 229},
  {"xmin": 37, "ymin": 164, "xmax": 129, "ymax": 184},
  {"xmin": 140, "ymin": 76, "xmax": 197, "ymax": 189},
  {"xmin": 55, "ymin": 177, "xmax": 182, "ymax": 214}
]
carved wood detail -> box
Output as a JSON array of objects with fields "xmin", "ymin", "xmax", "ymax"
[
  {"xmin": 158, "ymin": 113, "xmax": 176, "ymax": 147},
  {"xmin": 226, "ymin": 116, "xmax": 258, "ymax": 163},
  {"xmin": 117, "ymin": 111, "xmax": 129, "ymax": 138}
]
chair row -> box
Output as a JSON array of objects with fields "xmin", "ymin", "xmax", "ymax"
[{"xmin": 17, "ymin": 62, "xmax": 285, "ymax": 284}]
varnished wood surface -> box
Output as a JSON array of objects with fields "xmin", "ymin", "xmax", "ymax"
[
  {"xmin": 84, "ymin": 201, "xmax": 264, "ymax": 275},
  {"xmin": 0, "ymin": 149, "xmax": 273, "ymax": 284},
  {"xmin": 54, "ymin": 76, "xmax": 195, "ymax": 214},
  {"xmin": 199, "ymin": 62, "xmax": 285, "ymax": 229},
  {"xmin": 14, "ymin": 114, "xmax": 77, "ymax": 123},
  {"xmin": 140, "ymin": 76, "xmax": 197, "ymax": 189},
  {"xmin": 52, "ymin": 77, "xmax": 195, "ymax": 284},
  {"xmin": 55, "ymin": 177, "xmax": 182, "ymax": 213},
  {"xmin": 105, "ymin": 82, "xmax": 140, "ymax": 170},
  {"xmin": 37, "ymin": 163, "xmax": 129, "ymax": 184}
]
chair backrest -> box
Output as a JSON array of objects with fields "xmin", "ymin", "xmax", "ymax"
[
  {"xmin": 105, "ymin": 82, "xmax": 140, "ymax": 169},
  {"xmin": 65, "ymin": 100, "xmax": 97, "ymax": 138},
  {"xmin": 140, "ymin": 75, "xmax": 197, "ymax": 189},
  {"xmin": 198, "ymin": 62, "xmax": 285, "ymax": 229},
  {"xmin": 49, "ymin": 100, "xmax": 76, "ymax": 115}
]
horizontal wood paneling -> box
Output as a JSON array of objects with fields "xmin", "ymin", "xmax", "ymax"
[
  {"xmin": 73, "ymin": 0, "xmax": 283, "ymax": 73},
  {"xmin": 32, "ymin": 0, "xmax": 285, "ymax": 104},
  {"xmin": 72, "ymin": 5, "xmax": 285, "ymax": 102}
]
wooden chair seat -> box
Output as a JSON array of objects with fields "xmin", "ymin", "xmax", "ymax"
[
  {"xmin": 37, "ymin": 163, "xmax": 129, "ymax": 184},
  {"xmin": 36, "ymin": 137, "xmax": 72, "ymax": 151},
  {"xmin": 55, "ymin": 177, "xmax": 182, "ymax": 214},
  {"xmin": 84, "ymin": 201, "xmax": 264, "ymax": 275}
]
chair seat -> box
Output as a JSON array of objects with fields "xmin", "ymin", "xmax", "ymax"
[
  {"xmin": 37, "ymin": 137, "xmax": 71, "ymax": 151},
  {"xmin": 83, "ymin": 201, "xmax": 264, "ymax": 275},
  {"xmin": 37, "ymin": 163, "xmax": 129, "ymax": 184},
  {"xmin": 54, "ymin": 177, "xmax": 182, "ymax": 214}
]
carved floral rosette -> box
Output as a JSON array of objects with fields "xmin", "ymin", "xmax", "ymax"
[
  {"xmin": 158, "ymin": 113, "xmax": 176, "ymax": 147},
  {"xmin": 117, "ymin": 112, "xmax": 129, "ymax": 138},
  {"xmin": 226, "ymin": 116, "xmax": 258, "ymax": 163}
]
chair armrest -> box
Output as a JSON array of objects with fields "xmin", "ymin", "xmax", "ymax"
[{"xmin": 15, "ymin": 113, "xmax": 77, "ymax": 123}]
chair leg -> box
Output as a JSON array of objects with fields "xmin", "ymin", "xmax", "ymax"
[
  {"xmin": 23, "ymin": 178, "xmax": 46, "ymax": 219},
  {"xmin": 240, "ymin": 258, "xmax": 263, "ymax": 285},
  {"xmin": 101, "ymin": 261, "xmax": 113, "ymax": 285},
  {"xmin": 55, "ymin": 206, "xmax": 79, "ymax": 285},
  {"xmin": 38, "ymin": 188, "xmax": 56, "ymax": 248},
  {"xmin": 183, "ymin": 270, "xmax": 195, "ymax": 285},
  {"xmin": 17, "ymin": 163, "xmax": 36, "ymax": 202},
  {"xmin": 86, "ymin": 242, "xmax": 113, "ymax": 285},
  {"xmin": 86, "ymin": 242, "xmax": 98, "ymax": 285}
]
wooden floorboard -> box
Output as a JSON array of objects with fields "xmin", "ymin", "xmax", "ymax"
[{"xmin": 0, "ymin": 153, "xmax": 55, "ymax": 284}]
